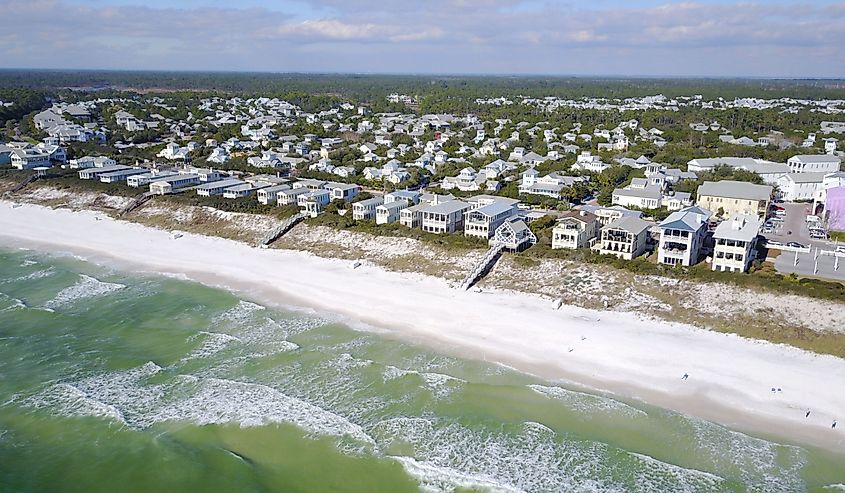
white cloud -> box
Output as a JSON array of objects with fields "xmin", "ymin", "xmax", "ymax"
[{"xmin": 0, "ymin": 0, "xmax": 842, "ymax": 76}]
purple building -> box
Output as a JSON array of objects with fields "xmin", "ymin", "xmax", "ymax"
[{"xmin": 826, "ymin": 187, "xmax": 845, "ymax": 231}]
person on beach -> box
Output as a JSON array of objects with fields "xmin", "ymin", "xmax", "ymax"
[
  {"xmin": 806, "ymin": 410, "xmax": 811, "ymax": 418},
  {"xmin": 682, "ymin": 373, "xmax": 689, "ymax": 380},
  {"xmin": 834, "ymin": 421, "xmax": 838, "ymax": 429}
]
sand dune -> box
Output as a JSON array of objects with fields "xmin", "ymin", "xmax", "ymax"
[{"xmin": 1, "ymin": 200, "xmax": 843, "ymax": 452}]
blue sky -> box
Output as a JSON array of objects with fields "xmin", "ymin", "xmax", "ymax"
[{"xmin": 3, "ymin": 0, "xmax": 844, "ymax": 77}]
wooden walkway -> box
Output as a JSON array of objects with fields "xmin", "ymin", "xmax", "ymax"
[
  {"xmin": 258, "ymin": 212, "xmax": 306, "ymax": 247},
  {"xmin": 458, "ymin": 244, "xmax": 504, "ymax": 291}
]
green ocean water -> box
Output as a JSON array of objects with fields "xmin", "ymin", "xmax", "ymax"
[{"xmin": 0, "ymin": 247, "xmax": 844, "ymax": 493}]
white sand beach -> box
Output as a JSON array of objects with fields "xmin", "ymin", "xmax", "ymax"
[{"xmin": 1, "ymin": 200, "xmax": 844, "ymax": 453}]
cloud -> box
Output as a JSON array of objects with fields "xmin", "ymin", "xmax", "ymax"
[{"xmin": 0, "ymin": 0, "xmax": 843, "ymax": 76}]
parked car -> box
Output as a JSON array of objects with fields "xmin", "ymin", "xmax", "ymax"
[
  {"xmin": 771, "ymin": 216, "xmax": 784, "ymax": 222},
  {"xmin": 764, "ymin": 220, "xmax": 774, "ymax": 229},
  {"xmin": 774, "ymin": 210, "xmax": 787, "ymax": 217},
  {"xmin": 787, "ymin": 242, "xmax": 806, "ymax": 248},
  {"xmin": 836, "ymin": 246, "xmax": 845, "ymax": 254},
  {"xmin": 763, "ymin": 226, "xmax": 773, "ymax": 234}
]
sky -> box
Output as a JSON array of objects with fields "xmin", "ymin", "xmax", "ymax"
[{"xmin": 1, "ymin": 0, "xmax": 844, "ymax": 77}]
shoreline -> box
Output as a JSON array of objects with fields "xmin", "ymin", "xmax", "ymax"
[{"xmin": 1, "ymin": 200, "xmax": 844, "ymax": 454}]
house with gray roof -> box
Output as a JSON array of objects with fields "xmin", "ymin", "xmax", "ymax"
[
  {"xmin": 697, "ymin": 181, "xmax": 772, "ymax": 219},
  {"xmin": 420, "ymin": 200, "xmax": 471, "ymax": 234},
  {"xmin": 787, "ymin": 154, "xmax": 841, "ymax": 174},
  {"xmin": 657, "ymin": 206, "xmax": 713, "ymax": 267},
  {"xmin": 597, "ymin": 216, "xmax": 653, "ymax": 260},
  {"xmin": 463, "ymin": 200, "xmax": 518, "ymax": 239},
  {"xmin": 712, "ymin": 214, "xmax": 761, "ymax": 273}
]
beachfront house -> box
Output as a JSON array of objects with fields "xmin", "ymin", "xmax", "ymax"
[
  {"xmin": 222, "ymin": 182, "xmax": 268, "ymax": 199},
  {"xmin": 298, "ymin": 189, "xmax": 331, "ymax": 217},
  {"xmin": 78, "ymin": 164, "xmax": 132, "ymax": 180},
  {"xmin": 277, "ymin": 187, "xmax": 311, "ymax": 205},
  {"xmin": 98, "ymin": 168, "xmax": 148, "ymax": 184},
  {"xmin": 257, "ymin": 184, "xmax": 292, "ymax": 205},
  {"xmin": 712, "ymin": 214, "xmax": 761, "ymax": 273},
  {"xmin": 420, "ymin": 200, "xmax": 471, "ymax": 233},
  {"xmin": 696, "ymin": 181, "xmax": 772, "ymax": 219},
  {"xmin": 195, "ymin": 178, "xmax": 244, "ymax": 196},
  {"xmin": 376, "ymin": 199, "xmax": 410, "ymax": 225},
  {"xmin": 463, "ymin": 200, "xmax": 518, "ymax": 239},
  {"xmin": 149, "ymin": 174, "xmax": 201, "ymax": 195},
  {"xmin": 491, "ymin": 217, "xmax": 537, "ymax": 252},
  {"xmin": 597, "ymin": 216, "xmax": 653, "ymax": 260},
  {"xmin": 400, "ymin": 203, "xmax": 426, "ymax": 228},
  {"xmin": 352, "ymin": 196, "xmax": 385, "ymax": 221},
  {"xmin": 552, "ymin": 210, "xmax": 600, "ymax": 249},
  {"xmin": 11, "ymin": 148, "xmax": 50, "ymax": 170},
  {"xmin": 656, "ymin": 206, "xmax": 712, "ymax": 267},
  {"xmin": 127, "ymin": 170, "xmax": 177, "ymax": 188}
]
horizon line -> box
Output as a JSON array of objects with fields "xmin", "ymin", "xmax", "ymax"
[{"xmin": 1, "ymin": 67, "xmax": 844, "ymax": 82}]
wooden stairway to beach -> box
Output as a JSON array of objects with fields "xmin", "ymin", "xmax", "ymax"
[
  {"xmin": 5, "ymin": 174, "xmax": 39, "ymax": 194},
  {"xmin": 258, "ymin": 212, "xmax": 306, "ymax": 247},
  {"xmin": 458, "ymin": 244, "xmax": 505, "ymax": 291},
  {"xmin": 118, "ymin": 192, "xmax": 154, "ymax": 217}
]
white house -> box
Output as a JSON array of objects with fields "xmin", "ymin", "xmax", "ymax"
[
  {"xmin": 463, "ymin": 200, "xmax": 518, "ymax": 239},
  {"xmin": 776, "ymin": 173, "xmax": 827, "ymax": 202},
  {"xmin": 98, "ymin": 168, "xmax": 147, "ymax": 184},
  {"xmin": 149, "ymin": 174, "xmax": 201, "ymax": 195},
  {"xmin": 612, "ymin": 184, "xmax": 663, "ymax": 209},
  {"xmin": 298, "ymin": 189, "xmax": 331, "ymax": 216},
  {"xmin": 787, "ymin": 155, "xmax": 841, "ymax": 174},
  {"xmin": 352, "ymin": 196, "xmax": 384, "ymax": 221},
  {"xmin": 208, "ymin": 147, "xmax": 230, "ymax": 164},
  {"xmin": 277, "ymin": 187, "xmax": 311, "ymax": 205},
  {"xmin": 597, "ymin": 216, "xmax": 653, "ymax": 260},
  {"xmin": 420, "ymin": 200, "xmax": 471, "ymax": 234},
  {"xmin": 69, "ymin": 156, "xmax": 116, "ymax": 169},
  {"xmin": 10, "ymin": 148, "xmax": 50, "ymax": 170},
  {"xmin": 552, "ymin": 210, "xmax": 600, "ymax": 250},
  {"xmin": 399, "ymin": 203, "xmax": 426, "ymax": 228},
  {"xmin": 323, "ymin": 182, "xmax": 361, "ymax": 202},
  {"xmin": 656, "ymin": 206, "xmax": 712, "ymax": 267},
  {"xmin": 257, "ymin": 184, "xmax": 292, "ymax": 205},
  {"xmin": 158, "ymin": 143, "xmax": 190, "ymax": 161},
  {"xmin": 712, "ymin": 214, "xmax": 761, "ymax": 273},
  {"xmin": 376, "ymin": 199, "xmax": 409, "ymax": 225},
  {"xmin": 196, "ymin": 179, "xmax": 244, "ymax": 196}
]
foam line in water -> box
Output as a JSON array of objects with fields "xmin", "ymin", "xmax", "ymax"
[
  {"xmin": 370, "ymin": 415, "xmax": 737, "ymax": 493},
  {"xmin": 528, "ymin": 384, "xmax": 648, "ymax": 418},
  {"xmin": 21, "ymin": 361, "xmax": 374, "ymax": 446},
  {"xmin": 391, "ymin": 455, "xmax": 523, "ymax": 493},
  {"xmin": 43, "ymin": 274, "xmax": 126, "ymax": 309},
  {"xmin": 23, "ymin": 383, "xmax": 127, "ymax": 425}
]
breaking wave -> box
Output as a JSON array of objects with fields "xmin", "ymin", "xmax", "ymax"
[{"xmin": 43, "ymin": 275, "xmax": 126, "ymax": 309}]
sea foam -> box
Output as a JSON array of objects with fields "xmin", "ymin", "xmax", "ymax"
[{"xmin": 43, "ymin": 274, "xmax": 126, "ymax": 309}]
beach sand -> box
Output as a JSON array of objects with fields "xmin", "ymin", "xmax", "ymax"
[{"xmin": 1, "ymin": 200, "xmax": 844, "ymax": 453}]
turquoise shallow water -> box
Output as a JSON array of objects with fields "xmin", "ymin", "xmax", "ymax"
[{"xmin": 0, "ymin": 246, "xmax": 844, "ymax": 492}]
